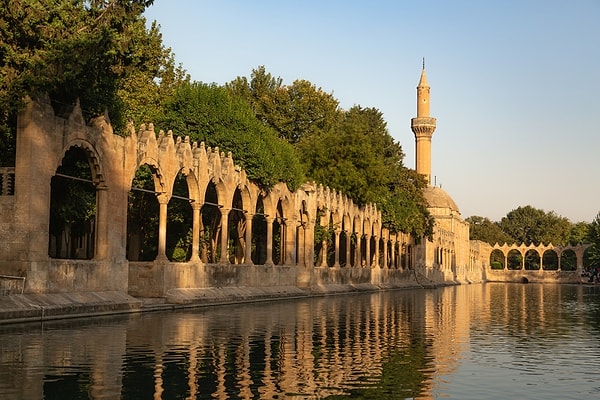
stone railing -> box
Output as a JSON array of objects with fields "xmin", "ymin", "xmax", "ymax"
[{"xmin": 0, "ymin": 167, "xmax": 15, "ymax": 195}]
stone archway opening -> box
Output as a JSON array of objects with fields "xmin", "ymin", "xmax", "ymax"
[
  {"xmin": 542, "ymin": 250, "xmax": 559, "ymax": 270},
  {"xmin": 49, "ymin": 147, "xmax": 97, "ymax": 259},
  {"xmin": 560, "ymin": 249, "xmax": 577, "ymax": 271},
  {"xmin": 127, "ymin": 164, "xmax": 160, "ymax": 261},
  {"xmin": 166, "ymin": 171, "xmax": 193, "ymax": 262},
  {"xmin": 524, "ymin": 249, "xmax": 540, "ymax": 270}
]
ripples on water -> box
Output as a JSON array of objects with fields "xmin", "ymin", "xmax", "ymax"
[{"xmin": 1, "ymin": 283, "xmax": 600, "ymax": 399}]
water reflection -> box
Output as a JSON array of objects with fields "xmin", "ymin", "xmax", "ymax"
[{"xmin": 1, "ymin": 284, "xmax": 600, "ymax": 399}]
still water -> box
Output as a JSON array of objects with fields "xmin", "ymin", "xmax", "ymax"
[{"xmin": 1, "ymin": 283, "xmax": 600, "ymax": 399}]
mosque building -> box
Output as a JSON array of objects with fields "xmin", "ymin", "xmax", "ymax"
[{"xmin": 410, "ymin": 63, "xmax": 483, "ymax": 283}]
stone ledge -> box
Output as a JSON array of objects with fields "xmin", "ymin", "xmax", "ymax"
[
  {"xmin": 0, "ymin": 291, "xmax": 143, "ymax": 324},
  {"xmin": 165, "ymin": 286, "xmax": 310, "ymax": 305}
]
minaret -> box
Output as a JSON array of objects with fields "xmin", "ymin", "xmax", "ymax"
[{"xmin": 411, "ymin": 60, "xmax": 437, "ymax": 186}]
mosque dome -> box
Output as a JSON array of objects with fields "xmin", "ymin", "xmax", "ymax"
[{"xmin": 422, "ymin": 186, "xmax": 460, "ymax": 214}]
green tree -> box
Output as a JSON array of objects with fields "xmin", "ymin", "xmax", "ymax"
[
  {"xmin": 568, "ymin": 221, "xmax": 590, "ymax": 245},
  {"xmin": 586, "ymin": 212, "xmax": 600, "ymax": 268},
  {"xmin": 297, "ymin": 105, "xmax": 433, "ymax": 237},
  {"xmin": 0, "ymin": 0, "xmax": 158, "ymax": 165},
  {"xmin": 499, "ymin": 205, "xmax": 571, "ymax": 246},
  {"xmin": 466, "ymin": 216, "xmax": 514, "ymax": 245},
  {"xmin": 227, "ymin": 66, "xmax": 341, "ymax": 143},
  {"xmin": 158, "ymin": 81, "xmax": 305, "ymax": 190}
]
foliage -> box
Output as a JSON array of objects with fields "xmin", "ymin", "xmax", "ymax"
[
  {"xmin": 0, "ymin": 0, "xmax": 169, "ymax": 166},
  {"xmin": 585, "ymin": 212, "xmax": 600, "ymax": 268},
  {"xmin": 157, "ymin": 81, "xmax": 305, "ymax": 190},
  {"xmin": 466, "ymin": 216, "xmax": 514, "ymax": 245},
  {"xmin": 498, "ymin": 205, "xmax": 571, "ymax": 246},
  {"xmin": 226, "ymin": 66, "xmax": 341, "ymax": 143},
  {"xmin": 296, "ymin": 105, "xmax": 433, "ymax": 238},
  {"xmin": 568, "ymin": 221, "xmax": 590, "ymax": 245}
]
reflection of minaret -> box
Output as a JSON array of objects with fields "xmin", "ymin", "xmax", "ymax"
[{"xmin": 411, "ymin": 59, "xmax": 437, "ymax": 186}]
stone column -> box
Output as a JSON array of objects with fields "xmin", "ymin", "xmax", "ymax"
[
  {"xmin": 373, "ymin": 235, "xmax": 379, "ymax": 268},
  {"xmin": 382, "ymin": 238, "xmax": 388, "ymax": 269},
  {"xmin": 354, "ymin": 232, "xmax": 362, "ymax": 268},
  {"xmin": 265, "ymin": 216, "xmax": 274, "ymax": 265},
  {"xmin": 190, "ymin": 203, "xmax": 201, "ymax": 261},
  {"xmin": 319, "ymin": 238, "xmax": 328, "ymax": 267},
  {"xmin": 244, "ymin": 213, "xmax": 254, "ymax": 265},
  {"xmin": 94, "ymin": 184, "xmax": 109, "ymax": 260},
  {"xmin": 364, "ymin": 234, "xmax": 371, "ymax": 268},
  {"xmin": 297, "ymin": 224, "xmax": 305, "ymax": 267},
  {"xmin": 390, "ymin": 237, "xmax": 396, "ymax": 269},
  {"xmin": 345, "ymin": 231, "xmax": 351, "ymax": 267},
  {"xmin": 219, "ymin": 208, "xmax": 230, "ymax": 263},
  {"xmin": 156, "ymin": 194, "xmax": 170, "ymax": 261},
  {"xmin": 333, "ymin": 229, "xmax": 341, "ymax": 268}
]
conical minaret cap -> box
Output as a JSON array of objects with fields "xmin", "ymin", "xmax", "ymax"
[{"xmin": 418, "ymin": 65, "xmax": 429, "ymax": 88}]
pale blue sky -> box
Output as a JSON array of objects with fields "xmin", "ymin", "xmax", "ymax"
[{"xmin": 144, "ymin": 0, "xmax": 600, "ymax": 223}]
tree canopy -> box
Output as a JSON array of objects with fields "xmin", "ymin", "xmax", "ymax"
[
  {"xmin": 158, "ymin": 81, "xmax": 305, "ymax": 190},
  {"xmin": 228, "ymin": 67, "xmax": 434, "ymax": 237},
  {"xmin": 0, "ymin": 0, "xmax": 186, "ymax": 166}
]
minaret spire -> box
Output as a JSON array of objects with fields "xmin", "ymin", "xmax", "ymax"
[{"xmin": 411, "ymin": 61, "xmax": 437, "ymax": 186}]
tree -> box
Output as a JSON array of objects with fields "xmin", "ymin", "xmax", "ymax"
[
  {"xmin": 0, "ymin": 0, "xmax": 159, "ymax": 165},
  {"xmin": 227, "ymin": 66, "xmax": 341, "ymax": 143},
  {"xmin": 466, "ymin": 216, "xmax": 514, "ymax": 245},
  {"xmin": 158, "ymin": 81, "xmax": 305, "ymax": 190},
  {"xmin": 586, "ymin": 212, "xmax": 600, "ymax": 268},
  {"xmin": 499, "ymin": 205, "xmax": 571, "ymax": 246},
  {"xmin": 297, "ymin": 105, "xmax": 433, "ymax": 237}
]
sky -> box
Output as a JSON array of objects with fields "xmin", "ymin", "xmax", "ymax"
[{"xmin": 144, "ymin": 0, "xmax": 600, "ymax": 223}]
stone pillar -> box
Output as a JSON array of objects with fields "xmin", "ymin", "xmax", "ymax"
[
  {"xmin": 286, "ymin": 217, "xmax": 297, "ymax": 265},
  {"xmin": 156, "ymin": 194, "xmax": 170, "ymax": 261},
  {"xmin": 345, "ymin": 231, "xmax": 351, "ymax": 268},
  {"xmin": 382, "ymin": 238, "xmax": 388, "ymax": 269},
  {"xmin": 319, "ymin": 238, "xmax": 328, "ymax": 267},
  {"xmin": 94, "ymin": 184, "xmax": 109, "ymax": 260},
  {"xmin": 219, "ymin": 208, "xmax": 230, "ymax": 263},
  {"xmin": 333, "ymin": 229, "xmax": 341, "ymax": 268},
  {"xmin": 265, "ymin": 216, "xmax": 274, "ymax": 265},
  {"xmin": 297, "ymin": 224, "xmax": 305, "ymax": 267},
  {"xmin": 364, "ymin": 234, "xmax": 371, "ymax": 268},
  {"xmin": 354, "ymin": 232, "xmax": 362, "ymax": 268},
  {"xmin": 390, "ymin": 237, "xmax": 396, "ymax": 269},
  {"xmin": 244, "ymin": 213, "xmax": 254, "ymax": 265},
  {"xmin": 373, "ymin": 235, "xmax": 379, "ymax": 268},
  {"xmin": 190, "ymin": 203, "xmax": 201, "ymax": 261}
]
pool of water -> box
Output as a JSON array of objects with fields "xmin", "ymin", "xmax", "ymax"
[{"xmin": 1, "ymin": 283, "xmax": 599, "ymax": 399}]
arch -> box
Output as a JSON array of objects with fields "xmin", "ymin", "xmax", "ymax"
[
  {"xmin": 560, "ymin": 249, "xmax": 576, "ymax": 271},
  {"xmin": 542, "ymin": 249, "xmax": 559, "ymax": 270},
  {"xmin": 252, "ymin": 196, "xmax": 267, "ymax": 265},
  {"xmin": 507, "ymin": 249, "xmax": 523, "ymax": 270},
  {"xmin": 228, "ymin": 187, "xmax": 245, "ymax": 264},
  {"xmin": 49, "ymin": 146, "xmax": 97, "ymax": 259},
  {"xmin": 127, "ymin": 163, "xmax": 161, "ymax": 261},
  {"xmin": 201, "ymin": 181, "xmax": 220, "ymax": 263},
  {"xmin": 490, "ymin": 249, "xmax": 505, "ymax": 269},
  {"xmin": 524, "ymin": 249, "xmax": 540, "ymax": 270},
  {"xmin": 166, "ymin": 170, "xmax": 193, "ymax": 262}
]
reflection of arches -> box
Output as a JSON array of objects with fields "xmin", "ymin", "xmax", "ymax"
[
  {"xmin": 542, "ymin": 250, "xmax": 559, "ymax": 270},
  {"xmin": 524, "ymin": 249, "xmax": 540, "ymax": 270},
  {"xmin": 49, "ymin": 147, "xmax": 97, "ymax": 259}
]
